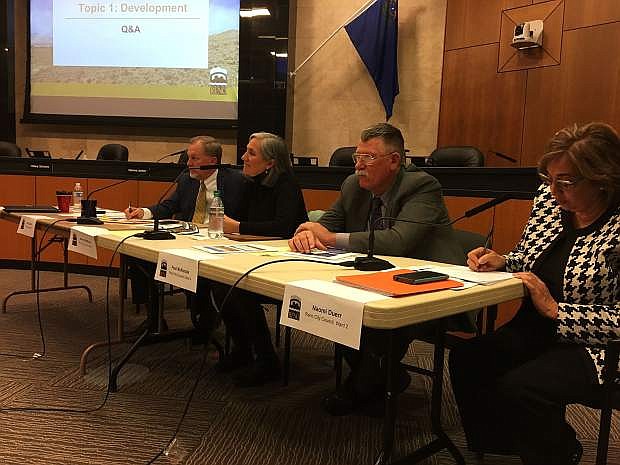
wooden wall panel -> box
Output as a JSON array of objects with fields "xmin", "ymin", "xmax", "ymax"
[
  {"xmin": 34, "ymin": 176, "xmax": 87, "ymax": 264},
  {"xmin": 86, "ymin": 180, "xmax": 138, "ymax": 267},
  {"xmin": 302, "ymin": 189, "xmax": 340, "ymax": 212},
  {"xmin": 564, "ymin": 0, "xmax": 620, "ymax": 30},
  {"xmin": 138, "ymin": 181, "xmax": 175, "ymax": 207},
  {"xmin": 561, "ymin": 23, "xmax": 620, "ymax": 130},
  {"xmin": 438, "ymin": 44, "xmax": 526, "ymax": 165},
  {"xmin": 445, "ymin": 0, "xmax": 530, "ymax": 50},
  {"xmin": 522, "ymin": 65, "xmax": 564, "ymax": 166},
  {"xmin": 0, "ymin": 175, "xmax": 35, "ymax": 260}
]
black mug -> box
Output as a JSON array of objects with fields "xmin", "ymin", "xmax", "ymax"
[{"xmin": 80, "ymin": 199, "xmax": 97, "ymax": 218}]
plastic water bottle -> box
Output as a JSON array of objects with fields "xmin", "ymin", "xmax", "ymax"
[
  {"xmin": 208, "ymin": 191, "xmax": 224, "ymax": 239},
  {"xmin": 73, "ymin": 182, "xmax": 83, "ymax": 210}
]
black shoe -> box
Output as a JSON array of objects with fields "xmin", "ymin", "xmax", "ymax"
[
  {"xmin": 233, "ymin": 358, "xmax": 281, "ymax": 387},
  {"xmin": 322, "ymin": 370, "xmax": 411, "ymax": 417},
  {"xmin": 214, "ymin": 350, "xmax": 253, "ymax": 374},
  {"xmin": 125, "ymin": 318, "xmax": 167, "ymax": 337},
  {"xmin": 569, "ymin": 440, "xmax": 583, "ymax": 465},
  {"xmin": 322, "ymin": 388, "xmax": 358, "ymax": 416}
]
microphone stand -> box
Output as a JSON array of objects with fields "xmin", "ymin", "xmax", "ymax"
[
  {"xmin": 139, "ymin": 169, "xmax": 189, "ymax": 240},
  {"xmin": 353, "ymin": 195, "xmax": 513, "ymax": 271},
  {"xmin": 138, "ymin": 163, "xmax": 234, "ymax": 240},
  {"xmin": 68, "ymin": 163, "xmax": 187, "ymax": 225}
]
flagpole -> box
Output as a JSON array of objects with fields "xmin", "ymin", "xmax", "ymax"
[{"xmin": 289, "ymin": 0, "xmax": 378, "ymax": 77}]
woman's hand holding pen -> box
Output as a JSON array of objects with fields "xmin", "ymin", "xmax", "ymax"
[{"xmin": 467, "ymin": 247, "xmax": 506, "ymax": 272}]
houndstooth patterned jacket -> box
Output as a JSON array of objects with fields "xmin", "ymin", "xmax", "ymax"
[{"xmin": 504, "ymin": 185, "xmax": 620, "ymax": 384}]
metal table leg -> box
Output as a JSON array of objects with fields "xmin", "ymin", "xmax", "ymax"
[{"xmin": 3, "ymin": 235, "xmax": 93, "ymax": 313}]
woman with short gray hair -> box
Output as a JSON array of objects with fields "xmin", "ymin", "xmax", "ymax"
[{"xmin": 218, "ymin": 131, "xmax": 307, "ymax": 387}]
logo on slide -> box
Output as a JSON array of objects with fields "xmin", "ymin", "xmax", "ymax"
[
  {"xmin": 288, "ymin": 296, "xmax": 301, "ymax": 321},
  {"xmin": 209, "ymin": 67, "xmax": 228, "ymax": 95}
]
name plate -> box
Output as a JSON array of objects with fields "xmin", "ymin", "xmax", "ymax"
[{"xmin": 280, "ymin": 280, "xmax": 386, "ymax": 349}]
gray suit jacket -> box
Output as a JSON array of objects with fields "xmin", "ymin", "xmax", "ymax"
[
  {"xmin": 319, "ymin": 167, "xmax": 464, "ymax": 264},
  {"xmin": 319, "ymin": 167, "xmax": 473, "ymax": 331}
]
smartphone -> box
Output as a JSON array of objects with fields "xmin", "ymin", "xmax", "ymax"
[{"xmin": 393, "ymin": 271, "xmax": 449, "ymax": 285}]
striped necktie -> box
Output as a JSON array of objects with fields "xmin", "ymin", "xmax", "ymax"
[{"xmin": 192, "ymin": 183, "xmax": 207, "ymax": 224}]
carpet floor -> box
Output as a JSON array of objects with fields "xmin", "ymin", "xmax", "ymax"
[{"xmin": 0, "ymin": 269, "xmax": 617, "ymax": 465}]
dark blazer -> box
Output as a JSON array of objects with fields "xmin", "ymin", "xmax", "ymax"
[
  {"xmin": 149, "ymin": 168, "xmax": 246, "ymax": 221},
  {"xmin": 319, "ymin": 166, "xmax": 465, "ymax": 265},
  {"xmin": 319, "ymin": 167, "xmax": 474, "ymax": 331},
  {"xmin": 238, "ymin": 172, "xmax": 308, "ymax": 238}
]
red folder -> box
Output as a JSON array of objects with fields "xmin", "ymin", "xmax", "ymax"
[{"xmin": 336, "ymin": 269, "xmax": 463, "ymax": 296}]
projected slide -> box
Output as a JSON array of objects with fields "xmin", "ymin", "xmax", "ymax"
[{"xmin": 29, "ymin": 0, "xmax": 240, "ymax": 121}]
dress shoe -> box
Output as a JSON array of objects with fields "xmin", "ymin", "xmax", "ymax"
[
  {"xmin": 214, "ymin": 350, "xmax": 253, "ymax": 374},
  {"xmin": 322, "ymin": 370, "xmax": 411, "ymax": 417},
  {"xmin": 569, "ymin": 440, "xmax": 583, "ymax": 465},
  {"xmin": 125, "ymin": 318, "xmax": 167, "ymax": 337},
  {"xmin": 233, "ymin": 357, "xmax": 281, "ymax": 387}
]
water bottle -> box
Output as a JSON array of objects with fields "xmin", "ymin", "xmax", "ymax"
[
  {"xmin": 208, "ymin": 190, "xmax": 224, "ymax": 239},
  {"xmin": 73, "ymin": 182, "xmax": 84, "ymax": 210}
]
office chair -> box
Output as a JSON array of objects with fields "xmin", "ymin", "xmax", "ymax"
[
  {"xmin": 427, "ymin": 146, "xmax": 484, "ymax": 167},
  {"xmin": 97, "ymin": 143, "xmax": 129, "ymax": 161},
  {"xmin": 0, "ymin": 141, "xmax": 22, "ymax": 157},
  {"xmin": 328, "ymin": 146, "xmax": 356, "ymax": 167},
  {"xmin": 580, "ymin": 339, "xmax": 620, "ymax": 465}
]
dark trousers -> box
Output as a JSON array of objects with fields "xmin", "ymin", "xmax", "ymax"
[
  {"xmin": 212, "ymin": 283, "xmax": 276, "ymax": 363},
  {"xmin": 127, "ymin": 256, "xmax": 218, "ymax": 335},
  {"xmin": 448, "ymin": 310, "xmax": 598, "ymax": 465},
  {"xmin": 341, "ymin": 321, "xmax": 436, "ymax": 397}
]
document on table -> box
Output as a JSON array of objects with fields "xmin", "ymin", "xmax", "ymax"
[
  {"xmin": 281, "ymin": 248, "xmax": 360, "ymax": 264},
  {"xmin": 193, "ymin": 243, "xmax": 279, "ymax": 254},
  {"xmin": 420, "ymin": 264, "xmax": 514, "ymax": 285}
]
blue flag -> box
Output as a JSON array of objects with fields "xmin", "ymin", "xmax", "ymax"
[{"xmin": 345, "ymin": 0, "xmax": 399, "ymax": 120}]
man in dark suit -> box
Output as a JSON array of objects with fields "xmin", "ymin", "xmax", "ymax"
[
  {"xmin": 124, "ymin": 136, "xmax": 246, "ymax": 335},
  {"xmin": 289, "ymin": 123, "xmax": 470, "ymax": 415}
]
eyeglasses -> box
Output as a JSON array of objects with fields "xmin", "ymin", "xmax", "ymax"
[
  {"xmin": 352, "ymin": 152, "xmax": 395, "ymax": 164},
  {"xmin": 538, "ymin": 172, "xmax": 584, "ymax": 191}
]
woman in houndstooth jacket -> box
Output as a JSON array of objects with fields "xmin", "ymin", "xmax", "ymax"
[{"xmin": 449, "ymin": 122, "xmax": 620, "ymax": 465}]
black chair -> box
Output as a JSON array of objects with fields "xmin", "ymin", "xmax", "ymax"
[
  {"xmin": 0, "ymin": 141, "xmax": 22, "ymax": 157},
  {"xmin": 97, "ymin": 143, "xmax": 129, "ymax": 161},
  {"xmin": 580, "ymin": 339, "xmax": 620, "ymax": 465},
  {"xmin": 427, "ymin": 146, "xmax": 484, "ymax": 167},
  {"xmin": 328, "ymin": 146, "xmax": 356, "ymax": 167}
]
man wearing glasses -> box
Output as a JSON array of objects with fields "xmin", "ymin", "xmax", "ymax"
[{"xmin": 289, "ymin": 122, "xmax": 469, "ymax": 415}]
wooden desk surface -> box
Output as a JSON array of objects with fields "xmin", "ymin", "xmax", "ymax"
[{"xmin": 1, "ymin": 211, "xmax": 525, "ymax": 330}]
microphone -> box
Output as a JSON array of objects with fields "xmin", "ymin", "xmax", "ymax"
[
  {"xmin": 69, "ymin": 164, "xmax": 185, "ymax": 225},
  {"xmin": 156, "ymin": 149, "xmax": 186, "ymax": 163},
  {"xmin": 138, "ymin": 168, "xmax": 189, "ymax": 240},
  {"xmin": 354, "ymin": 217, "xmax": 445, "ymax": 271},
  {"xmin": 74, "ymin": 150, "xmax": 84, "ymax": 160},
  {"xmin": 449, "ymin": 194, "xmax": 511, "ymax": 224},
  {"xmin": 355, "ymin": 194, "xmax": 512, "ymax": 271}
]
